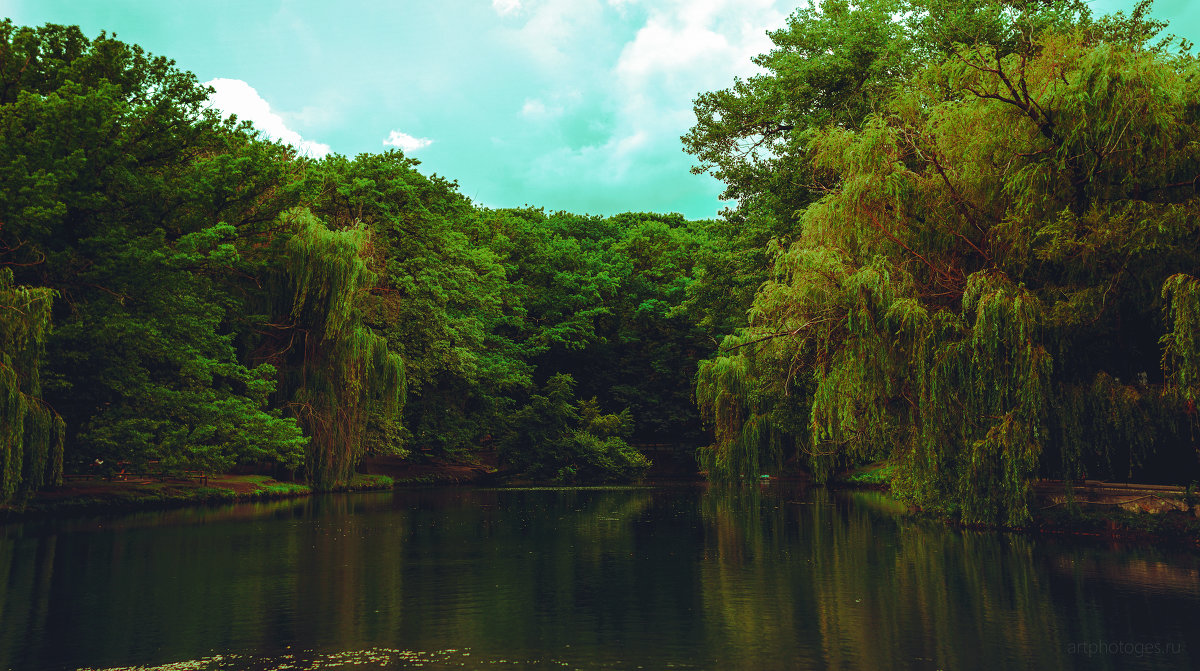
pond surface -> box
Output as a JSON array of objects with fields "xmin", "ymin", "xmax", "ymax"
[{"xmin": 1, "ymin": 484, "xmax": 1197, "ymax": 670}]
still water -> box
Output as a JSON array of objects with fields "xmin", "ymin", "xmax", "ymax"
[{"xmin": 1, "ymin": 484, "xmax": 1197, "ymax": 670}]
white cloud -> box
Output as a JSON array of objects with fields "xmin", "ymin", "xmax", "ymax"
[
  {"xmin": 616, "ymin": 0, "xmax": 780, "ymax": 86},
  {"xmin": 598, "ymin": 0, "xmax": 786, "ymax": 170},
  {"xmin": 204, "ymin": 78, "xmax": 331, "ymax": 158},
  {"xmin": 530, "ymin": 130, "xmax": 648, "ymax": 184},
  {"xmin": 493, "ymin": 0, "xmax": 521, "ymax": 15},
  {"xmin": 492, "ymin": 0, "xmax": 792, "ymax": 215},
  {"xmin": 521, "ymin": 98, "xmax": 548, "ymax": 118},
  {"xmin": 520, "ymin": 96, "xmax": 569, "ymax": 120},
  {"xmin": 616, "ymin": 18, "xmax": 730, "ymax": 79},
  {"xmin": 383, "ymin": 130, "xmax": 434, "ymax": 153},
  {"xmin": 501, "ymin": 0, "xmax": 610, "ymax": 76},
  {"xmin": 282, "ymin": 103, "xmax": 341, "ymax": 130},
  {"xmin": 531, "ymin": 0, "xmax": 778, "ymax": 182}
]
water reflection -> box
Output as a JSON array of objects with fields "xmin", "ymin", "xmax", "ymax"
[
  {"xmin": 695, "ymin": 484, "xmax": 1198, "ymax": 671},
  {"xmin": 0, "ymin": 484, "xmax": 1196, "ymax": 670}
]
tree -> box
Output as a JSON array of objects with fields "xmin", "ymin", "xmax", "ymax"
[
  {"xmin": 682, "ymin": 0, "xmax": 1112, "ymax": 224},
  {"xmin": 258, "ymin": 210, "xmax": 405, "ymax": 488},
  {"xmin": 0, "ymin": 270, "xmax": 63, "ymax": 502},
  {"xmin": 305, "ymin": 152, "xmax": 526, "ymax": 456},
  {"xmin": 688, "ymin": 0, "xmax": 1200, "ymax": 524},
  {"xmin": 0, "ymin": 21, "xmax": 308, "ymax": 479},
  {"xmin": 499, "ymin": 373, "xmax": 648, "ymax": 482}
]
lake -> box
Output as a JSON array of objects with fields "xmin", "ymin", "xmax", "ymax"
[{"xmin": 1, "ymin": 484, "xmax": 1197, "ymax": 670}]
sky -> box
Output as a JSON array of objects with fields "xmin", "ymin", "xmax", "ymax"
[{"xmin": 2, "ymin": 1, "xmax": 1196, "ymax": 219}]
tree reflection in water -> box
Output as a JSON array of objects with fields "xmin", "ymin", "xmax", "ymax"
[{"xmin": 1, "ymin": 485, "xmax": 1197, "ymax": 670}]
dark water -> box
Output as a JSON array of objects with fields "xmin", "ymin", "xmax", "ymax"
[{"xmin": 1, "ymin": 484, "xmax": 1197, "ymax": 670}]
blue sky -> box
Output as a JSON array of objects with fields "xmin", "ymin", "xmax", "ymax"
[{"xmin": 2, "ymin": 1, "xmax": 1195, "ymax": 219}]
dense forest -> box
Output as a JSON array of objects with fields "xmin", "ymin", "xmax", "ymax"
[
  {"xmin": 2, "ymin": 0, "xmax": 1199, "ymax": 525},
  {"xmin": 0, "ymin": 16, "xmax": 719, "ymax": 496}
]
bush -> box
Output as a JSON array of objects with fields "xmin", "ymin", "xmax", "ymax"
[{"xmin": 500, "ymin": 374, "xmax": 649, "ymax": 482}]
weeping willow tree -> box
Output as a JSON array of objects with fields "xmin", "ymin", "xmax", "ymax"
[
  {"xmin": 692, "ymin": 3, "xmax": 1200, "ymax": 525},
  {"xmin": 262, "ymin": 209, "xmax": 405, "ymax": 489},
  {"xmin": 696, "ymin": 352, "xmax": 771, "ymax": 482},
  {"xmin": 0, "ymin": 269, "xmax": 64, "ymax": 503},
  {"xmin": 1162, "ymin": 274, "xmax": 1200, "ymax": 402},
  {"xmin": 695, "ymin": 263, "xmax": 816, "ymax": 482}
]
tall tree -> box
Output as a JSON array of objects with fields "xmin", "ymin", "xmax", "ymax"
[
  {"xmin": 0, "ymin": 21, "xmax": 308, "ymax": 478},
  {"xmin": 306, "ymin": 152, "xmax": 524, "ymax": 456},
  {"xmin": 258, "ymin": 209, "xmax": 404, "ymax": 488},
  {"xmin": 688, "ymin": 1, "xmax": 1199, "ymax": 524}
]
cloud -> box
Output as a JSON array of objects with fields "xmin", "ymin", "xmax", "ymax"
[
  {"xmin": 493, "ymin": 0, "xmax": 521, "ymax": 15},
  {"xmin": 204, "ymin": 78, "xmax": 331, "ymax": 158},
  {"xmin": 531, "ymin": 1, "xmax": 781, "ymax": 194},
  {"xmin": 616, "ymin": 0, "xmax": 780, "ymax": 88},
  {"xmin": 282, "ymin": 103, "xmax": 341, "ymax": 131},
  {"xmin": 473, "ymin": 0, "xmax": 792, "ymax": 216},
  {"xmin": 521, "ymin": 98, "xmax": 547, "ymax": 118},
  {"xmin": 606, "ymin": 1, "xmax": 785, "ymax": 166},
  {"xmin": 521, "ymin": 96, "xmax": 571, "ymax": 121},
  {"xmin": 501, "ymin": 0, "xmax": 611, "ymax": 76},
  {"xmin": 617, "ymin": 18, "xmax": 730, "ymax": 80},
  {"xmin": 383, "ymin": 130, "xmax": 434, "ymax": 153}
]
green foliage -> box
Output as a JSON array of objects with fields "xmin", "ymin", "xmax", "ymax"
[
  {"xmin": 1050, "ymin": 372, "xmax": 1186, "ymax": 483},
  {"xmin": 0, "ymin": 269, "xmax": 63, "ymax": 502},
  {"xmin": 496, "ymin": 210, "xmax": 713, "ymax": 445},
  {"xmin": 262, "ymin": 210, "xmax": 404, "ymax": 489},
  {"xmin": 1162, "ymin": 274, "xmax": 1200, "ymax": 400},
  {"xmin": 687, "ymin": 1, "xmax": 1200, "ymax": 524},
  {"xmin": 499, "ymin": 374, "xmax": 648, "ymax": 483},
  {"xmin": 695, "ymin": 348, "xmax": 780, "ymax": 482},
  {"xmin": 845, "ymin": 463, "xmax": 895, "ymax": 485},
  {"xmin": 8, "ymin": 8, "xmax": 1198, "ymax": 514},
  {"xmin": 305, "ymin": 153, "xmax": 525, "ymax": 456},
  {"xmin": 1, "ymin": 18, "xmax": 720, "ymax": 494},
  {"xmin": 1, "ymin": 20, "xmax": 308, "ymax": 485}
]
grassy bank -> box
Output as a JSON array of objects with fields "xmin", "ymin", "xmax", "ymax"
[
  {"xmin": 0, "ymin": 473, "xmax": 398, "ymax": 522},
  {"xmin": 1, "ymin": 452, "xmax": 507, "ymax": 522}
]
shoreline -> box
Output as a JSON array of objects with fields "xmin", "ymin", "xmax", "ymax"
[
  {"xmin": 0, "ymin": 473, "xmax": 387, "ymax": 522},
  {"xmin": 0, "ymin": 453, "xmax": 505, "ymax": 523},
  {"xmin": 831, "ymin": 465, "xmax": 1200, "ymax": 550},
  {"xmin": 6, "ymin": 464, "xmax": 1199, "ymax": 551},
  {"xmin": 0, "ymin": 450, "xmax": 672, "ymax": 522}
]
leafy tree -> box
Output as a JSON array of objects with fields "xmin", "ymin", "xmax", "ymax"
[
  {"xmin": 584, "ymin": 213, "xmax": 709, "ymax": 443},
  {"xmin": 689, "ymin": 0, "xmax": 1200, "ymax": 524},
  {"xmin": 257, "ymin": 209, "xmax": 403, "ymax": 488},
  {"xmin": 305, "ymin": 152, "xmax": 526, "ymax": 456},
  {"xmin": 681, "ymin": 0, "xmax": 1117, "ymax": 224},
  {"xmin": 0, "ymin": 18, "xmax": 708, "ymax": 493},
  {"xmin": 499, "ymin": 373, "xmax": 648, "ymax": 482},
  {"xmin": 483, "ymin": 209, "xmax": 715, "ymax": 446},
  {"xmin": 0, "ymin": 21, "xmax": 308, "ymax": 479},
  {"xmin": 0, "ymin": 270, "xmax": 63, "ymax": 502}
]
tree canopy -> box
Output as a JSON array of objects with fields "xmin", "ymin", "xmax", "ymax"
[
  {"xmin": 0, "ymin": 18, "xmax": 722, "ymax": 499},
  {"xmin": 687, "ymin": 0, "xmax": 1200, "ymax": 524}
]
